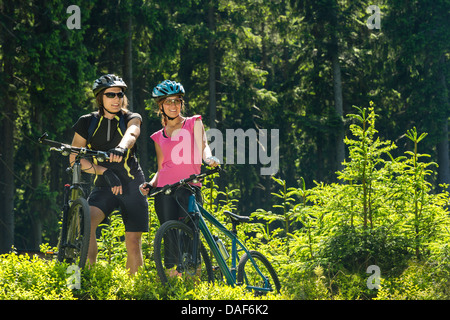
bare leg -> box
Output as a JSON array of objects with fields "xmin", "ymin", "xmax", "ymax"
[
  {"xmin": 125, "ymin": 231, "xmax": 143, "ymax": 275},
  {"xmin": 87, "ymin": 206, "xmax": 105, "ymax": 267}
]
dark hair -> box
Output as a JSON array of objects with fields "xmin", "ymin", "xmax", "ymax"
[{"xmin": 95, "ymin": 88, "xmax": 129, "ymax": 116}]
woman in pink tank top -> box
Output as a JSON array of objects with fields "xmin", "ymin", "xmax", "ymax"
[{"xmin": 139, "ymin": 80, "xmax": 219, "ymax": 230}]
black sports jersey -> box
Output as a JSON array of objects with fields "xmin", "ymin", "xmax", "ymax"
[{"xmin": 72, "ymin": 111, "xmax": 144, "ymax": 187}]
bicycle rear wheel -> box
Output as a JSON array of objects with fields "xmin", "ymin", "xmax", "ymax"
[
  {"xmin": 237, "ymin": 250, "xmax": 281, "ymax": 294},
  {"xmin": 57, "ymin": 198, "xmax": 90, "ymax": 269},
  {"xmin": 154, "ymin": 220, "xmax": 214, "ymax": 285}
]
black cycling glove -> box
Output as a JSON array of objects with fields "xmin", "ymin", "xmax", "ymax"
[
  {"xmin": 103, "ymin": 169, "xmax": 122, "ymax": 188},
  {"xmin": 108, "ymin": 147, "xmax": 127, "ymax": 158}
]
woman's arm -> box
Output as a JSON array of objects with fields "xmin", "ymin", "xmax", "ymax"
[
  {"xmin": 149, "ymin": 142, "xmax": 163, "ymax": 187},
  {"xmin": 119, "ymin": 117, "xmax": 141, "ymax": 149},
  {"xmin": 139, "ymin": 142, "xmax": 163, "ymax": 196},
  {"xmin": 110, "ymin": 117, "xmax": 142, "ymax": 163},
  {"xmin": 70, "ymin": 132, "xmax": 107, "ymax": 175},
  {"xmin": 193, "ymin": 118, "xmax": 219, "ymax": 166}
]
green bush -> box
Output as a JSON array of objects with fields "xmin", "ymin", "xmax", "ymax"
[
  {"xmin": 248, "ymin": 106, "xmax": 450, "ymax": 300},
  {"xmin": 375, "ymin": 260, "xmax": 450, "ymax": 300},
  {"xmin": 0, "ymin": 252, "xmax": 75, "ymax": 300},
  {"xmin": 1, "ymin": 106, "xmax": 449, "ymax": 300},
  {"xmin": 319, "ymin": 225, "xmax": 411, "ymax": 276}
]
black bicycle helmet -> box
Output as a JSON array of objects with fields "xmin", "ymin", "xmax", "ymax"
[
  {"xmin": 92, "ymin": 74, "xmax": 127, "ymax": 96},
  {"xmin": 152, "ymin": 80, "xmax": 185, "ymax": 99}
]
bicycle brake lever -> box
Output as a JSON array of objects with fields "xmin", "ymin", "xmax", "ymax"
[
  {"xmin": 96, "ymin": 152, "xmax": 109, "ymax": 162},
  {"xmin": 38, "ymin": 132, "xmax": 49, "ymax": 142}
]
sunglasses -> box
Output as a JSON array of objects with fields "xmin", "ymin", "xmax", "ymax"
[
  {"xmin": 163, "ymin": 98, "xmax": 183, "ymax": 106},
  {"xmin": 104, "ymin": 92, "xmax": 125, "ymax": 99}
]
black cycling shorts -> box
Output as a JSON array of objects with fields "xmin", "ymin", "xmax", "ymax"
[
  {"xmin": 154, "ymin": 185, "xmax": 202, "ymax": 225},
  {"xmin": 88, "ymin": 173, "xmax": 149, "ymax": 232},
  {"xmin": 154, "ymin": 185, "xmax": 202, "ymax": 269}
]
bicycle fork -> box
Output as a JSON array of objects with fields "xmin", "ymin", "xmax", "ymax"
[{"xmin": 59, "ymin": 184, "xmax": 72, "ymax": 249}]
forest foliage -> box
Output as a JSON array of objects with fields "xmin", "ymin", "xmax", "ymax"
[
  {"xmin": 0, "ymin": 0, "xmax": 449, "ymax": 300},
  {"xmin": 1, "ymin": 107, "xmax": 450, "ymax": 300},
  {"xmin": 1, "ymin": 0, "xmax": 449, "ymax": 252}
]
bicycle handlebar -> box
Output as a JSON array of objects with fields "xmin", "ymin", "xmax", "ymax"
[
  {"xmin": 38, "ymin": 132, "xmax": 110, "ymax": 162},
  {"xmin": 146, "ymin": 166, "xmax": 222, "ymax": 197}
]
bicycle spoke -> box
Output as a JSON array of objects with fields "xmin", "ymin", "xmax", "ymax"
[
  {"xmin": 58, "ymin": 198, "xmax": 90, "ymax": 268},
  {"xmin": 237, "ymin": 250, "xmax": 281, "ymax": 295},
  {"xmin": 154, "ymin": 220, "xmax": 213, "ymax": 286}
]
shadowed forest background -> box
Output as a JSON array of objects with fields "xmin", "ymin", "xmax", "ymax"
[{"xmin": 0, "ymin": 0, "xmax": 448, "ymax": 255}]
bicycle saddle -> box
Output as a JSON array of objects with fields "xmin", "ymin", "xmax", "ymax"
[{"xmin": 223, "ymin": 210, "xmax": 250, "ymax": 223}]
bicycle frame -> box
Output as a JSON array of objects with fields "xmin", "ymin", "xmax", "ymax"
[
  {"xmin": 39, "ymin": 132, "xmax": 108, "ymax": 268},
  {"xmin": 39, "ymin": 133, "xmax": 107, "ymax": 203},
  {"xmin": 59, "ymin": 157, "xmax": 86, "ymax": 251},
  {"xmin": 69, "ymin": 160, "xmax": 84, "ymax": 200},
  {"xmin": 187, "ymin": 193, "xmax": 273, "ymax": 292}
]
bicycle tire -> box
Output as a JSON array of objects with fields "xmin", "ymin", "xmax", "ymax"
[
  {"xmin": 237, "ymin": 250, "xmax": 281, "ymax": 294},
  {"xmin": 154, "ymin": 220, "xmax": 214, "ymax": 285},
  {"xmin": 57, "ymin": 198, "xmax": 90, "ymax": 269}
]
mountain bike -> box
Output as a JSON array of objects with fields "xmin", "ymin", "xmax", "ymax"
[
  {"xmin": 39, "ymin": 133, "xmax": 109, "ymax": 268},
  {"xmin": 145, "ymin": 167, "xmax": 281, "ymax": 294}
]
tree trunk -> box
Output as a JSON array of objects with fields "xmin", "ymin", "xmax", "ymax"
[
  {"xmin": 208, "ymin": 1, "xmax": 217, "ymax": 128},
  {"xmin": 135, "ymin": 78, "xmax": 150, "ymax": 177},
  {"xmin": 437, "ymin": 55, "xmax": 450, "ymax": 194},
  {"xmin": 123, "ymin": 14, "xmax": 133, "ymax": 111},
  {"xmin": 0, "ymin": 1, "xmax": 16, "ymax": 252},
  {"xmin": 331, "ymin": 40, "xmax": 345, "ymax": 173},
  {"xmin": 437, "ymin": 119, "xmax": 449, "ymax": 191},
  {"xmin": 30, "ymin": 111, "xmax": 43, "ymax": 250},
  {"xmin": 0, "ymin": 105, "xmax": 15, "ymax": 254}
]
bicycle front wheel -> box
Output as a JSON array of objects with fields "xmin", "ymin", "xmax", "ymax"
[
  {"xmin": 237, "ymin": 250, "xmax": 281, "ymax": 294},
  {"xmin": 154, "ymin": 220, "xmax": 214, "ymax": 286},
  {"xmin": 57, "ymin": 198, "xmax": 90, "ymax": 269}
]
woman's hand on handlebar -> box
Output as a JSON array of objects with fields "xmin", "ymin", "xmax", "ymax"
[
  {"xmin": 108, "ymin": 146, "xmax": 127, "ymax": 163},
  {"xmin": 205, "ymin": 156, "xmax": 220, "ymax": 167},
  {"xmin": 139, "ymin": 166, "xmax": 221, "ymax": 197},
  {"xmin": 139, "ymin": 182, "xmax": 151, "ymax": 196}
]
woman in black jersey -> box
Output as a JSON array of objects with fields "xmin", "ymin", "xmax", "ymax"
[{"xmin": 70, "ymin": 74, "xmax": 148, "ymax": 274}]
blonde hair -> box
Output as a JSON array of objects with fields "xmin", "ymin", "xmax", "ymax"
[{"xmin": 156, "ymin": 95, "xmax": 185, "ymax": 126}]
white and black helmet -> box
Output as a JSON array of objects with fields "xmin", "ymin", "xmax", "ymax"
[{"xmin": 92, "ymin": 74, "xmax": 127, "ymax": 96}]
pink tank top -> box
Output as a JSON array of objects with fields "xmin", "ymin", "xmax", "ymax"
[{"xmin": 151, "ymin": 115, "xmax": 203, "ymax": 187}]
